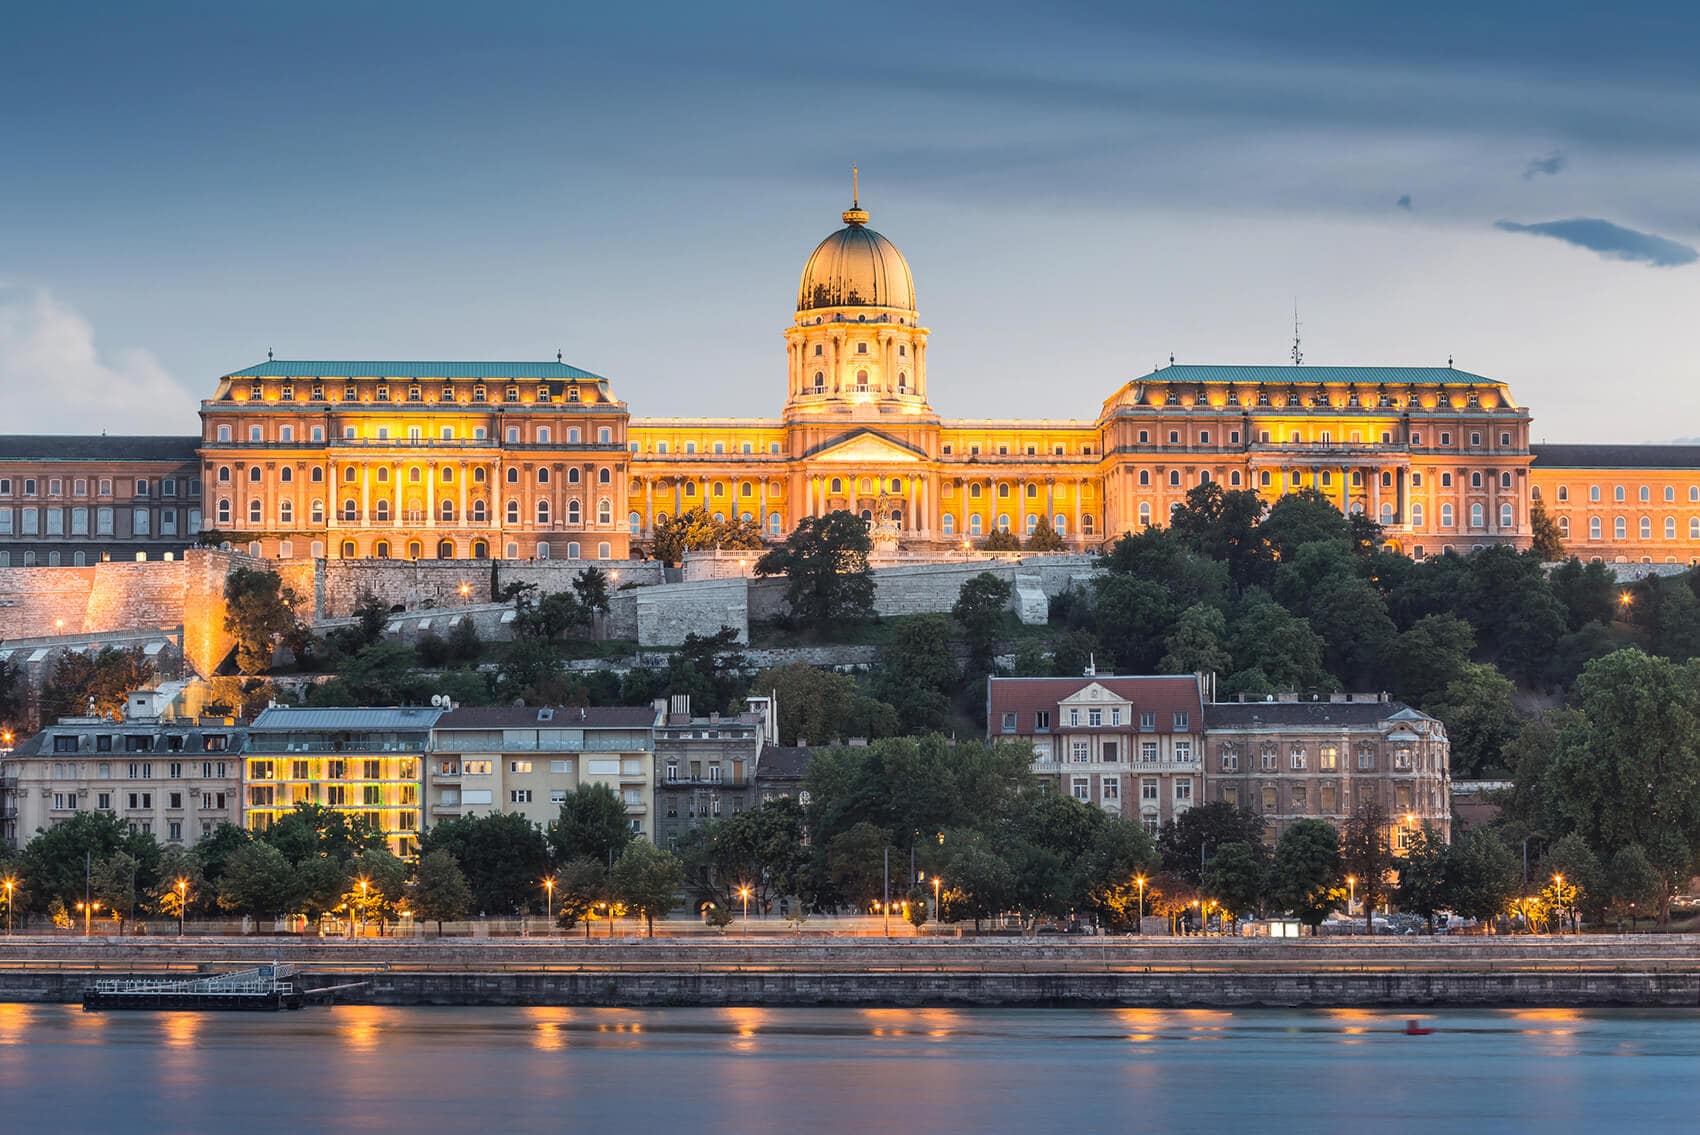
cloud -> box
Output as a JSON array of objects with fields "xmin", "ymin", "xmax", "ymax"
[
  {"xmin": 1492, "ymin": 218, "xmax": 1697, "ymax": 267},
  {"xmin": 1522, "ymin": 151, "xmax": 1568, "ymax": 179},
  {"xmin": 1395, "ymin": 194, "xmax": 1412, "ymax": 210},
  {"xmin": 0, "ymin": 287, "xmax": 197, "ymax": 434}
]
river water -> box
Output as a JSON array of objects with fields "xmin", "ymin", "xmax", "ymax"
[{"xmin": 2, "ymin": 1003, "xmax": 1696, "ymax": 1133}]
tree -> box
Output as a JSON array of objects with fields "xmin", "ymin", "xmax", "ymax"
[
  {"xmin": 409, "ymin": 851, "xmax": 473, "ymax": 935},
  {"xmin": 19, "ymin": 809, "xmax": 159, "ymax": 911},
  {"xmin": 979, "ymin": 529, "xmax": 1023, "ymax": 551},
  {"xmin": 1388, "ymin": 615, "xmax": 1476, "ymax": 707},
  {"xmin": 224, "ymin": 566, "xmax": 305, "ymax": 673},
  {"xmin": 1607, "ymin": 843, "xmax": 1663, "ymax": 930},
  {"xmin": 650, "ymin": 506, "xmax": 764, "ymax": 566},
  {"xmin": 218, "ymin": 842, "xmax": 300, "ymax": 919},
  {"xmin": 1544, "ymin": 650, "xmax": 1700, "ymax": 913},
  {"xmin": 552, "ymin": 857, "xmax": 609, "ymax": 932},
  {"xmin": 904, "ymin": 885, "xmax": 930, "ymax": 929},
  {"xmin": 1090, "ymin": 575, "xmax": 1178, "ymax": 673},
  {"xmin": 1397, "ymin": 825, "xmax": 1451, "ymax": 931},
  {"xmin": 1227, "ymin": 590, "xmax": 1330, "ymax": 694},
  {"xmin": 826, "ymin": 822, "xmax": 892, "ymax": 907},
  {"xmin": 754, "ymin": 510, "xmax": 875, "ymax": 626},
  {"xmin": 679, "ymin": 797, "xmax": 811, "ymax": 916},
  {"xmin": 1258, "ymin": 489, "xmax": 1357, "ymax": 563},
  {"xmin": 1339, "ymin": 798, "xmax": 1395, "ymax": 934},
  {"xmin": 1543, "ymin": 832, "xmax": 1604, "ymax": 929},
  {"xmin": 192, "ymin": 822, "xmax": 252, "ymax": 888},
  {"xmin": 263, "ymin": 803, "xmax": 386, "ymax": 865},
  {"xmin": 941, "ymin": 841, "xmax": 1016, "ymax": 931},
  {"xmin": 572, "ymin": 566, "xmax": 612, "ymax": 617},
  {"xmin": 610, "ymin": 840, "xmax": 685, "ymax": 937},
  {"xmin": 1024, "ymin": 516, "xmax": 1067, "ymax": 552},
  {"xmin": 153, "ymin": 847, "xmax": 207, "ymax": 923},
  {"xmin": 1201, "ymin": 841, "xmax": 1265, "ymax": 927},
  {"xmin": 550, "ymin": 784, "xmax": 635, "ymax": 867},
  {"xmin": 39, "ymin": 646, "xmax": 157, "ymax": 723},
  {"xmin": 446, "ymin": 613, "xmax": 483, "ymax": 662},
  {"xmin": 1075, "ymin": 817, "xmax": 1161, "ymax": 930},
  {"xmin": 0, "ymin": 657, "xmax": 24, "ymax": 736},
  {"xmin": 1158, "ymin": 802, "xmax": 1267, "ymax": 886},
  {"xmin": 347, "ymin": 848, "xmax": 410, "ymax": 934},
  {"xmin": 1446, "ymin": 829, "xmax": 1520, "ymax": 929},
  {"xmin": 875, "ymin": 615, "xmax": 959, "ymax": 733},
  {"xmin": 1157, "ymin": 604, "xmax": 1233, "ymax": 676},
  {"xmin": 1548, "ymin": 558, "xmax": 1619, "ymax": 631},
  {"xmin": 953, "ymin": 573, "xmax": 1013, "ymax": 674},
  {"xmin": 1168, "ymin": 482, "xmax": 1270, "ymax": 587},
  {"xmin": 1426, "ymin": 663, "xmax": 1522, "ymax": 778},
  {"xmin": 1268, "ymin": 820, "xmax": 1340, "ymax": 934},
  {"xmin": 752, "ymin": 662, "xmax": 897, "ymax": 746},
  {"xmin": 1529, "ymin": 499, "xmax": 1566, "ymax": 561},
  {"xmin": 420, "ymin": 812, "xmax": 552, "ymax": 915},
  {"xmin": 91, "ymin": 851, "xmax": 142, "ymax": 931}
]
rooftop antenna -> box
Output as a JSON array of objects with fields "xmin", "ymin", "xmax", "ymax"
[
  {"xmin": 267, "ymin": 347, "xmax": 274, "ymax": 361},
  {"xmin": 556, "ymin": 349, "xmax": 563, "ymax": 363},
  {"xmin": 852, "ymin": 164, "xmax": 859, "ymax": 207},
  {"xmin": 1291, "ymin": 302, "xmax": 1303, "ymax": 366},
  {"xmin": 1084, "ymin": 653, "xmax": 1097, "ymax": 678},
  {"xmin": 1169, "ymin": 353, "xmax": 1175, "ymax": 367},
  {"xmin": 1447, "ymin": 354, "xmax": 1454, "ymax": 368}
]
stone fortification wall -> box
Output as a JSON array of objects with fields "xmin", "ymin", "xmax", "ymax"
[
  {"xmin": 316, "ymin": 559, "xmax": 664, "ymax": 619},
  {"xmin": 0, "ymin": 562, "xmax": 188, "ymax": 640},
  {"xmin": 747, "ymin": 554, "xmax": 1099, "ymax": 625}
]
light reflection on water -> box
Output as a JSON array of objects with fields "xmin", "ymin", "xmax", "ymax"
[{"xmin": 0, "ymin": 1004, "xmax": 1694, "ymax": 1134}]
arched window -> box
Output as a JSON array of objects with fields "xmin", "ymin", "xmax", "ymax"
[
  {"xmin": 1614, "ymin": 517, "xmax": 1627, "ymax": 540},
  {"xmin": 1025, "ymin": 514, "xmax": 1038, "ymax": 534},
  {"xmin": 537, "ymin": 467, "xmax": 550, "ymax": 485},
  {"xmin": 248, "ymin": 500, "xmax": 262, "ymax": 523},
  {"xmin": 279, "ymin": 500, "xmax": 294, "ymax": 523},
  {"xmin": 340, "ymin": 540, "xmax": 356, "ymax": 559},
  {"xmin": 812, "ymin": 372, "xmax": 824, "ymax": 390},
  {"xmin": 472, "ymin": 500, "xmax": 488, "ymax": 523},
  {"xmin": 506, "ymin": 467, "xmax": 519, "ymax": 484},
  {"xmin": 769, "ymin": 512, "xmax": 782, "ymax": 536},
  {"xmin": 830, "ymin": 477, "xmax": 843, "ymax": 494},
  {"xmin": 441, "ymin": 467, "xmax": 453, "ymax": 483},
  {"xmin": 600, "ymin": 467, "xmax": 612, "ymax": 485},
  {"xmin": 217, "ymin": 466, "xmax": 231, "ymax": 483},
  {"xmin": 310, "ymin": 466, "xmax": 324, "ymax": 483},
  {"xmin": 216, "ymin": 425, "xmax": 232, "ymax": 442},
  {"xmin": 855, "ymin": 369, "xmax": 869, "ymax": 388},
  {"xmin": 898, "ymin": 371, "xmax": 908, "ymax": 391},
  {"xmin": 567, "ymin": 542, "xmax": 581, "ymax": 559},
  {"xmin": 598, "ymin": 498, "xmax": 613, "ymax": 525},
  {"xmin": 1168, "ymin": 470, "xmax": 1181, "ymax": 487},
  {"xmin": 1589, "ymin": 517, "xmax": 1601, "ymax": 540},
  {"xmin": 1470, "ymin": 471, "xmax": 1483, "ymax": 489},
  {"xmin": 375, "ymin": 500, "xmax": 391, "ymax": 522},
  {"xmin": 969, "ymin": 483, "xmax": 981, "ymax": 498},
  {"xmin": 505, "ymin": 499, "xmax": 520, "ymax": 524},
  {"xmin": 1082, "ymin": 514, "xmax": 1095, "ymax": 535},
  {"xmin": 1500, "ymin": 503, "xmax": 1514, "ymax": 529},
  {"xmin": 536, "ymin": 542, "xmax": 551, "ymax": 560},
  {"xmin": 373, "ymin": 541, "xmax": 390, "ymax": 559},
  {"xmin": 407, "ymin": 540, "xmax": 423, "ymax": 560},
  {"xmin": 1501, "ymin": 472, "xmax": 1513, "ymax": 489},
  {"xmin": 217, "ymin": 499, "xmax": 231, "ymax": 525},
  {"xmin": 1411, "ymin": 502, "xmax": 1425, "ymax": 527},
  {"xmin": 969, "ymin": 514, "xmax": 983, "ymax": 536},
  {"xmin": 537, "ymin": 427, "xmax": 551, "ymax": 444},
  {"xmin": 311, "ymin": 500, "xmax": 325, "ymax": 524},
  {"xmin": 568, "ymin": 467, "xmax": 581, "ymax": 484},
  {"xmin": 1690, "ymin": 518, "xmax": 1700, "ymax": 539},
  {"xmin": 1138, "ymin": 502, "xmax": 1152, "ymax": 526},
  {"xmin": 942, "ymin": 514, "xmax": 955, "ymax": 536},
  {"xmin": 437, "ymin": 540, "xmax": 454, "ymax": 559},
  {"xmin": 1469, "ymin": 503, "xmax": 1484, "ymax": 529},
  {"xmin": 996, "ymin": 513, "xmax": 1011, "ymax": 533},
  {"xmin": 473, "ymin": 467, "xmax": 487, "ymax": 484},
  {"xmin": 1138, "ymin": 470, "xmax": 1150, "ymax": 486},
  {"xmin": 248, "ymin": 466, "xmax": 261, "ymax": 483},
  {"xmin": 1440, "ymin": 503, "xmax": 1454, "ymax": 527},
  {"xmin": 629, "ymin": 511, "xmax": 642, "ymax": 535},
  {"xmin": 568, "ymin": 500, "xmax": 581, "ymax": 524},
  {"xmin": 598, "ymin": 428, "xmax": 612, "ymax": 444},
  {"xmin": 506, "ymin": 427, "xmax": 519, "ymax": 444},
  {"xmin": 341, "ymin": 499, "xmax": 357, "ymax": 521},
  {"xmin": 1665, "ymin": 516, "xmax": 1677, "ymax": 539},
  {"xmin": 376, "ymin": 467, "xmax": 389, "ymax": 483},
  {"xmin": 440, "ymin": 500, "xmax": 455, "ymax": 522},
  {"xmin": 1640, "ymin": 516, "xmax": 1652, "ymax": 539}
]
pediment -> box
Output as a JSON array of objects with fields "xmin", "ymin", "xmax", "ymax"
[
  {"xmin": 1059, "ymin": 682, "xmax": 1130, "ymax": 706},
  {"xmin": 807, "ymin": 429, "xmax": 926, "ymax": 464}
]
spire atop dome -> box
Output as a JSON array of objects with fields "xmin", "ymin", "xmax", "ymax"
[{"xmin": 842, "ymin": 164, "xmax": 869, "ymax": 226}]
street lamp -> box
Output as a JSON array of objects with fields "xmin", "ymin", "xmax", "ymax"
[
  {"xmin": 932, "ymin": 874, "xmax": 942, "ymax": 923},
  {"xmin": 176, "ymin": 878, "xmax": 188, "ymax": 938},
  {"xmin": 3, "ymin": 877, "xmax": 14, "ymax": 936},
  {"xmin": 357, "ymin": 877, "xmax": 369, "ymax": 938},
  {"xmin": 457, "ymin": 582, "xmax": 471, "ymax": 603},
  {"xmin": 738, "ymin": 886, "xmax": 752, "ymax": 935},
  {"xmin": 77, "ymin": 900, "xmax": 102, "ymax": 937},
  {"xmin": 1552, "ymin": 873, "xmax": 1564, "ymax": 935},
  {"xmin": 543, "ymin": 877, "xmax": 555, "ymax": 928},
  {"xmin": 1347, "ymin": 875, "xmax": 1357, "ymax": 916},
  {"xmin": 1135, "ymin": 875, "xmax": 1146, "ymax": 934}
]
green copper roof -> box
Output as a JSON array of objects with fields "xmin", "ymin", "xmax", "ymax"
[
  {"xmin": 1125, "ymin": 364, "xmax": 1501, "ymax": 386},
  {"xmin": 227, "ymin": 360, "xmax": 607, "ymax": 381}
]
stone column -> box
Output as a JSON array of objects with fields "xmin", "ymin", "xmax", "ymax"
[
  {"xmin": 644, "ymin": 479, "xmax": 655, "ymax": 534},
  {"xmin": 391, "ymin": 463, "xmax": 401, "ymax": 529},
  {"xmin": 426, "ymin": 465, "xmax": 436, "ymax": 529},
  {"xmin": 1395, "ymin": 467, "xmax": 1405, "ymax": 524},
  {"xmin": 1488, "ymin": 471, "xmax": 1498, "ymax": 535},
  {"xmin": 1339, "ymin": 466, "xmax": 1349, "ymax": 514},
  {"xmin": 360, "ymin": 464, "xmax": 371, "ymax": 529},
  {"xmin": 1370, "ymin": 469, "xmax": 1381, "ymax": 523},
  {"xmin": 1073, "ymin": 479, "xmax": 1083, "ymax": 543},
  {"xmin": 458, "ymin": 463, "xmax": 468, "ymax": 529},
  {"xmin": 759, "ymin": 478, "xmax": 768, "ymax": 534}
]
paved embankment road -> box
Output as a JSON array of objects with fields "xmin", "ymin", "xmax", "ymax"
[{"xmin": 4, "ymin": 936, "xmax": 1697, "ymax": 1007}]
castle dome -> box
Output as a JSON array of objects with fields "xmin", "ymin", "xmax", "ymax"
[{"xmin": 796, "ymin": 196, "xmax": 916, "ymax": 314}]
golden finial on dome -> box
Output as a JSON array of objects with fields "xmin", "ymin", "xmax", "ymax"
[{"xmin": 842, "ymin": 164, "xmax": 869, "ymax": 225}]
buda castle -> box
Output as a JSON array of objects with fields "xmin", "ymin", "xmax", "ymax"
[{"xmin": 1, "ymin": 189, "xmax": 1696, "ymax": 568}]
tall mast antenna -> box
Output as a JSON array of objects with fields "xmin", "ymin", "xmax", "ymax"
[
  {"xmin": 1291, "ymin": 301, "xmax": 1303, "ymax": 366},
  {"xmin": 852, "ymin": 164, "xmax": 859, "ymax": 206}
]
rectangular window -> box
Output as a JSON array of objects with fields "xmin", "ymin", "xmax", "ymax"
[
  {"xmin": 510, "ymin": 760, "xmax": 533, "ymax": 773},
  {"xmin": 1172, "ymin": 712, "xmax": 1188, "ymax": 730},
  {"xmin": 1101, "ymin": 778, "xmax": 1119, "ymax": 801},
  {"xmin": 1141, "ymin": 778, "xmax": 1158, "ymax": 801},
  {"xmin": 1033, "ymin": 710, "xmax": 1050, "ymax": 730},
  {"xmin": 1139, "ymin": 711, "xmax": 1155, "ymax": 730},
  {"xmin": 1087, "ymin": 708, "xmax": 1102, "ymax": 727},
  {"xmin": 1175, "ymin": 779, "xmax": 1192, "ymax": 802},
  {"xmin": 1140, "ymin": 742, "xmax": 1158, "ymax": 763},
  {"xmin": 1001, "ymin": 711, "xmax": 1017, "ymax": 733},
  {"xmin": 549, "ymin": 759, "xmax": 573, "ymax": 774},
  {"xmin": 511, "ymin": 789, "xmax": 532, "ymax": 804},
  {"xmin": 1070, "ymin": 777, "xmax": 1090, "ymax": 801},
  {"xmin": 1175, "ymin": 741, "xmax": 1192, "ymax": 763}
]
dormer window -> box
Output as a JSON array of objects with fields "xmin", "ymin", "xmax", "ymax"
[
  {"xmin": 311, "ymin": 384, "xmax": 325, "ymax": 401},
  {"xmin": 280, "ymin": 385, "xmax": 294, "ymax": 401},
  {"xmin": 1226, "ymin": 389, "xmax": 1240, "ymax": 406},
  {"xmin": 1256, "ymin": 387, "xmax": 1270, "ymax": 406},
  {"xmin": 473, "ymin": 385, "xmax": 487, "ymax": 402},
  {"xmin": 441, "ymin": 384, "xmax": 454, "ymax": 401},
  {"xmin": 249, "ymin": 383, "xmax": 263, "ymax": 399},
  {"xmin": 343, "ymin": 385, "xmax": 357, "ymax": 401},
  {"xmin": 505, "ymin": 386, "xmax": 519, "ymax": 403},
  {"xmin": 375, "ymin": 386, "xmax": 390, "ymax": 401},
  {"xmin": 567, "ymin": 386, "xmax": 580, "ymax": 402}
]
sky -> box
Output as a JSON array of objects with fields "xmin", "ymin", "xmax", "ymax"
[{"xmin": 2, "ymin": 1, "xmax": 1699, "ymax": 443}]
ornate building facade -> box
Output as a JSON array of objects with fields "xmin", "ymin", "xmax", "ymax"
[{"xmin": 2, "ymin": 189, "xmax": 1694, "ymax": 568}]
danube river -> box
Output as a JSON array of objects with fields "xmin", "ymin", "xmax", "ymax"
[{"xmin": 2, "ymin": 1004, "xmax": 1696, "ymax": 1132}]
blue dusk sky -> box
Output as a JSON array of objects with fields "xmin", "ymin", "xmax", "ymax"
[{"xmin": 2, "ymin": 1, "xmax": 1699, "ymax": 441}]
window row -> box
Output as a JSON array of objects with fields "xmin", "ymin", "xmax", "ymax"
[
  {"xmin": 638, "ymin": 440, "xmax": 784, "ymax": 456},
  {"xmin": 214, "ymin": 423, "xmax": 615, "ymax": 445},
  {"xmin": 239, "ymin": 381, "xmax": 594, "ymax": 404},
  {"xmin": 1567, "ymin": 516, "xmax": 1700, "ymax": 542},
  {"xmin": 0, "ymin": 476, "xmax": 196, "ymax": 499},
  {"xmin": 215, "ymin": 498, "xmax": 617, "ymax": 527},
  {"xmin": 0, "ymin": 507, "xmax": 200, "ymax": 538},
  {"xmin": 1544, "ymin": 484, "xmax": 1700, "ymax": 504}
]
